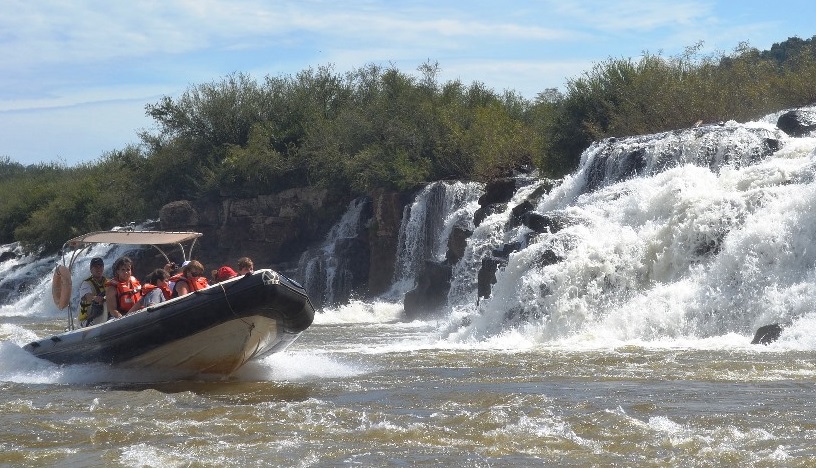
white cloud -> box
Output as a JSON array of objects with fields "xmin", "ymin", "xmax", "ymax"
[{"xmin": 0, "ymin": 0, "xmax": 804, "ymax": 165}]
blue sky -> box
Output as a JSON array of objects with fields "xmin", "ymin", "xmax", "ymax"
[{"xmin": 1, "ymin": 0, "xmax": 812, "ymax": 166}]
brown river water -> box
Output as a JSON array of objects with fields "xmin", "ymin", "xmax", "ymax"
[{"xmin": 2, "ymin": 303, "xmax": 816, "ymax": 467}]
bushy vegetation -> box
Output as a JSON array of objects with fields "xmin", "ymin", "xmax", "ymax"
[{"xmin": 1, "ymin": 36, "xmax": 815, "ymax": 254}]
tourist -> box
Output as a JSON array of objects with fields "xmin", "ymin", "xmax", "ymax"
[
  {"xmin": 172, "ymin": 260, "xmax": 209, "ymax": 297},
  {"xmin": 77, "ymin": 257, "xmax": 107, "ymax": 327},
  {"xmin": 236, "ymin": 257, "xmax": 254, "ymax": 275},
  {"xmin": 105, "ymin": 256, "xmax": 142, "ymax": 319},
  {"xmin": 215, "ymin": 265, "xmax": 237, "ymax": 283},
  {"xmin": 129, "ymin": 269, "xmax": 171, "ymax": 312}
]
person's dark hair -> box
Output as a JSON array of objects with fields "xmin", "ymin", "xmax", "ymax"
[
  {"xmin": 112, "ymin": 256, "xmax": 133, "ymax": 274},
  {"xmin": 237, "ymin": 257, "xmax": 253, "ymax": 272},
  {"xmin": 147, "ymin": 268, "xmax": 169, "ymax": 285},
  {"xmin": 182, "ymin": 260, "xmax": 205, "ymax": 277}
]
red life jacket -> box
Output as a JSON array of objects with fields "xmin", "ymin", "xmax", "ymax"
[{"xmin": 105, "ymin": 276, "xmax": 142, "ymax": 315}]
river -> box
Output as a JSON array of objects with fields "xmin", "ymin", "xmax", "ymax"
[{"xmin": 2, "ymin": 302, "xmax": 815, "ymax": 466}]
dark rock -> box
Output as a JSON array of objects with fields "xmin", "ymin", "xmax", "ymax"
[
  {"xmin": 404, "ymin": 260, "xmax": 453, "ymax": 318},
  {"xmin": 523, "ymin": 213, "xmax": 567, "ymax": 234},
  {"xmin": 763, "ymin": 138, "xmax": 781, "ymax": 153},
  {"xmin": 509, "ymin": 200, "xmax": 534, "ymax": 228},
  {"xmin": 368, "ymin": 189, "xmax": 410, "ymax": 296},
  {"xmin": 584, "ymin": 146, "xmax": 647, "ymax": 193},
  {"xmin": 536, "ymin": 249, "xmax": 563, "ymax": 268},
  {"xmin": 777, "ymin": 109, "xmax": 816, "ymax": 137},
  {"xmin": 477, "ymin": 257, "xmax": 503, "ymax": 299},
  {"xmin": 446, "ymin": 226, "xmax": 472, "ymax": 265},
  {"xmin": 751, "ymin": 323, "xmax": 783, "ymax": 345},
  {"xmin": 478, "ymin": 178, "xmax": 516, "ymax": 206},
  {"xmin": 0, "ymin": 251, "xmax": 18, "ymax": 263},
  {"xmin": 474, "ymin": 203, "xmax": 507, "ymax": 227},
  {"xmin": 330, "ymin": 237, "xmax": 370, "ymax": 304},
  {"xmin": 159, "ymin": 200, "xmax": 199, "ymax": 228}
]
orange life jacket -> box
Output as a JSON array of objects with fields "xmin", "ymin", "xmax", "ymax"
[
  {"xmin": 159, "ymin": 283, "xmax": 172, "ymax": 300},
  {"xmin": 105, "ymin": 276, "xmax": 142, "ymax": 315},
  {"xmin": 136, "ymin": 283, "xmax": 172, "ymax": 309},
  {"xmin": 171, "ymin": 274, "xmax": 209, "ymax": 297}
]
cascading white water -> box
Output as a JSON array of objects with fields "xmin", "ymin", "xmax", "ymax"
[
  {"xmin": 298, "ymin": 197, "xmax": 370, "ymax": 307},
  {"xmin": 389, "ymin": 181, "xmax": 482, "ymax": 297},
  {"xmin": 446, "ymin": 112, "xmax": 816, "ymax": 343}
]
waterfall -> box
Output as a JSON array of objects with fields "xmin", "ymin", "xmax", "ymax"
[
  {"xmin": 298, "ymin": 197, "xmax": 372, "ymax": 308},
  {"xmin": 389, "ymin": 181, "xmax": 482, "ymax": 298},
  {"xmin": 445, "ymin": 110, "xmax": 816, "ymax": 342}
]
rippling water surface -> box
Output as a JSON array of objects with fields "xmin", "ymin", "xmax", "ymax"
[{"xmin": 3, "ymin": 305, "xmax": 815, "ymax": 467}]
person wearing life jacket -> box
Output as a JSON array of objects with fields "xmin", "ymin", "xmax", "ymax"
[
  {"xmin": 172, "ymin": 260, "xmax": 209, "ymax": 297},
  {"xmin": 214, "ymin": 265, "xmax": 237, "ymax": 283},
  {"xmin": 129, "ymin": 268, "xmax": 171, "ymax": 313},
  {"xmin": 105, "ymin": 256, "xmax": 142, "ymax": 319},
  {"xmin": 78, "ymin": 257, "xmax": 108, "ymax": 327}
]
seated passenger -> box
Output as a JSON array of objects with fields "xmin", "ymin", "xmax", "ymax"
[
  {"xmin": 171, "ymin": 260, "xmax": 209, "ymax": 297},
  {"xmin": 78, "ymin": 257, "xmax": 108, "ymax": 327},
  {"xmin": 129, "ymin": 269, "xmax": 171, "ymax": 313},
  {"xmin": 215, "ymin": 265, "xmax": 237, "ymax": 283},
  {"xmin": 105, "ymin": 256, "xmax": 142, "ymax": 319},
  {"xmin": 236, "ymin": 257, "xmax": 254, "ymax": 275}
]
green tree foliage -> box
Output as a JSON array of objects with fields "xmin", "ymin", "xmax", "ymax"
[
  {"xmin": 2, "ymin": 36, "xmax": 815, "ymax": 254},
  {"xmin": 545, "ymin": 36, "xmax": 816, "ymax": 171}
]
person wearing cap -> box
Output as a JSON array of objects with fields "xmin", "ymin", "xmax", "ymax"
[
  {"xmin": 214, "ymin": 265, "xmax": 237, "ymax": 283},
  {"xmin": 78, "ymin": 257, "xmax": 108, "ymax": 327}
]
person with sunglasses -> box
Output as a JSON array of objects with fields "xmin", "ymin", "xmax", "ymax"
[{"xmin": 171, "ymin": 260, "xmax": 209, "ymax": 297}]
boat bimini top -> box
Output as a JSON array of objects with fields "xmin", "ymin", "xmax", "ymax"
[{"xmin": 61, "ymin": 229, "xmax": 202, "ymax": 269}]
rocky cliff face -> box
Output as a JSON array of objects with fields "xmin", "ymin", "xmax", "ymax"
[
  {"xmin": 158, "ymin": 187, "xmax": 409, "ymax": 297},
  {"xmin": 367, "ymin": 188, "xmax": 413, "ymax": 296},
  {"xmin": 160, "ymin": 187, "xmax": 334, "ymax": 272}
]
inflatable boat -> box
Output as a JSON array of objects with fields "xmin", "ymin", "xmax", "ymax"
[{"xmin": 23, "ymin": 230, "xmax": 315, "ymax": 375}]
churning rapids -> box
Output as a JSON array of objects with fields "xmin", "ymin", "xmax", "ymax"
[{"xmin": 2, "ymin": 107, "xmax": 816, "ymax": 466}]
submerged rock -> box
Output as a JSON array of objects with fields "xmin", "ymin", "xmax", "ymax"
[
  {"xmin": 751, "ymin": 323, "xmax": 782, "ymax": 345},
  {"xmin": 777, "ymin": 108, "xmax": 816, "ymax": 137}
]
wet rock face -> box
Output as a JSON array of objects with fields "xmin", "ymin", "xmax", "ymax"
[
  {"xmin": 368, "ymin": 189, "xmax": 410, "ymax": 296},
  {"xmin": 403, "ymin": 260, "xmax": 453, "ymax": 318},
  {"xmin": 159, "ymin": 187, "xmax": 333, "ymax": 271},
  {"xmin": 474, "ymin": 178, "xmax": 516, "ymax": 227},
  {"xmin": 777, "ymin": 109, "xmax": 816, "ymax": 137}
]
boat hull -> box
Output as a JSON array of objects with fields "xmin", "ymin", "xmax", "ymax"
[{"xmin": 23, "ymin": 269, "xmax": 314, "ymax": 375}]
